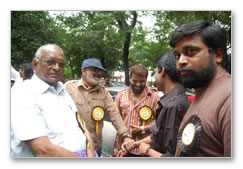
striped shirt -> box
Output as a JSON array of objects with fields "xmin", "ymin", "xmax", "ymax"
[{"xmin": 113, "ymin": 86, "xmax": 160, "ymax": 155}]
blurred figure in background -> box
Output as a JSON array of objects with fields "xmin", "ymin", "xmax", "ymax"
[
  {"xmin": 11, "ymin": 63, "xmax": 33, "ymax": 90},
  {"xmin": 23, "ymin": 63, "xmax": 33, "ymax": 80},
  {"xmin": 104, "ymin": 74, "xmax": 113, "ymax": 87}
]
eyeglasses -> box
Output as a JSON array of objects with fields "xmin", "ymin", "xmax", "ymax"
[
  {"xmin": 38, "ymin": 59, "xmax": 66, "ymax": 68},
  {"xmin": 88, "ymin": 67, "xmax": 103, "ymax": 73}
]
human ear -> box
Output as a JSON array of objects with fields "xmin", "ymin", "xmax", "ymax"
[
  {"xmin": 214, "ymin": 48, "xmax": 224, "ymax": 64},
  {"xmin": 161, "ymin": 67, "xmax": 166, "ymax": 77},
  {"xmin": 81, "ymin": 68, "xmax": 86, "ymax": 76},
  {"xmin": 81, "ymin": 68, "xmax": 83, "ymax": 74},
  {"xmin": 32, "ymin": 59, "xmax": 38, "ymax": 71}
]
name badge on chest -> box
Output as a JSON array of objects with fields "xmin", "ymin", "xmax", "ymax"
[
  {"xmin": 177, "ymin": 114, "xmax": 202, "ymax": 156},
  {"xmin": 91, "ymin": 106, "xmax": 104, "ymax": 134},
  {"xmin": 139, "ymin": 106, "xmax": 152, "ymax": 126}
]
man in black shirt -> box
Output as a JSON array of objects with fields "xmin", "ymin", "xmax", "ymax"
[{"xmin": 117, "ymin": 51, "xmax": 190, "ymax": 157}]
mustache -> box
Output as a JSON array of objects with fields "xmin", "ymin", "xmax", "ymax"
[{"xmin": 177, "ymin": 67, "xmax": 195, "ymax": 73}]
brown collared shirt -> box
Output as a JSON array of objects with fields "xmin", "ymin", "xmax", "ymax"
[
  {"xmin": 64, "ymin": 79, "xmax": 127, "ymax": 151},
  {"xmin": 175, "ymin": 69, "xmax": 231, "ymax": 157}
]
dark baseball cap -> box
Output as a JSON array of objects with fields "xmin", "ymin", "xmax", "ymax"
[{"xmin": 82, "ymin": 58, "xmax": 107, "ymax": 71}]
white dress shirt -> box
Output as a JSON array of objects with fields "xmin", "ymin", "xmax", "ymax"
[
  {"xmin": 11, "ymin": 74, "xmax": 87, "ymax": 157},
  {"xmin": 11, "ymin": 66, "xmax": 23, "ymax": 90},
  {"xmin": 11, "ymin": 66, "xmax": 19, "ymax": 80}
]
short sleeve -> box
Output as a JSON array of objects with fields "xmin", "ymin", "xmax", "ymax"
[
  {"xmin": 218, "ymin": 95, "xmax": 231, "ymax": 156},
  {"xmin": 11, "ymin": 89, "xmax": 47, "ymax": 141}
]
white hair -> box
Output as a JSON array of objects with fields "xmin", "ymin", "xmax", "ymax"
[{"xmin": 34, "ymin": 44, "xmax": 65, "ymax": 61}]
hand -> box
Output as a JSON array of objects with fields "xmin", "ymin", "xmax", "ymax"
[
  {"xmin": 129, "ymin": 124, "xmax": 142, "ymax": 136},
  {"xmin": 121, "ymin": 138, "xmax": 135, "ymax": 152},
  {"xmin": 116, "ymin": 149, "xmax": 127, "ymax": 157},
  {"xmin": 138, "ymin": 143, "xmax": 150, "ymax": 156},
  {"xmin": 132, "ymin": 141, "xmax": 141, "ymax": 149}
]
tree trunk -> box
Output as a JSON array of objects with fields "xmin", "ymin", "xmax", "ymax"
[
  {"xmin": 114, "ymin": 11, "xmax": 137, "ymax": 86},
  {"xmin": 123, "ymin": 32, "xmax": 131, "ymax": 86},
  {"xmin": 99, "ymin": 48, "xmax": 106, "ymax": 70}
]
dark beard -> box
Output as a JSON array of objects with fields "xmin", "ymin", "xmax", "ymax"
[
  {"xmin": 131, "ymin": 86, "xmax": 145, "ymax": 95},
  {"xmin": 177, "ymin": 55, "xmax": 216, "ymax": 89}
]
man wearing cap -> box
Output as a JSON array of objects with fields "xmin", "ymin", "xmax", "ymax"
[{"xmin": 64, "ymin": 58, "xmax": 134, "ymax": 157}]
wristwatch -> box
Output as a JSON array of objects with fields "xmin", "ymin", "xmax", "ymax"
[
  {"xmin": 122, "ymin": 133, "xmax": 132, "ymax": 141},
  {"xmin": 140, "ymin": 126, "xmax": 146, "ymax": 134}
]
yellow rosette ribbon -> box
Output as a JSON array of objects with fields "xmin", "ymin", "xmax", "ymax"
[
  {"xmin": 76, "ymin": 113, "xmax": 89, "ymax": 148},
  {"xmin": 91, "ymin": 106, "xmax": 104, "ymax": 135},
  {"xmin": 139, "ymin": 106, "xmax": 152, "ymax": 126}
]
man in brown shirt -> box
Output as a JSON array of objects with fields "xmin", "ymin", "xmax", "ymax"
[
  {"xmin": 64, "ymin": 58, "xmax": 134, "ymax": 156},
  {"xmin": 170, "ymin": 20, "xmax": 231, "ymax": 157}
]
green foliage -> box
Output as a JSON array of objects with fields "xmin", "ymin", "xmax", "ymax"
[
  {"xmin": 153, "ymin": 11, "xmax": 231, "ymax": 73},
  {"xmin": 11, "ymin": 11, "xmax": 63, "ymax": 69},
  {"xmin": 56, "ymin": 11, "xmax": 124, "ymax": 78},
  {"xmin": 153, "ymin": 11, "xmax": 231, "ymax": 52},
  {"xmin": 11, "ymin": 11, "xmax": 231, "ymax": 80}
]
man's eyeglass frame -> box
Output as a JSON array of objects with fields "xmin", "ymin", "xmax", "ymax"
[{"xmin": 38, "ymin": 58, "xmax": 66, "ymax": 68}]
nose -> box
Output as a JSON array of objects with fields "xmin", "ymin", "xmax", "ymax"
[
  {"xmin": 177, "ymin": 53, "xmax": 188, "ymax": 68},
  {"xmin": 135, "ymin": 81, "xmax": 141, "ymax": 87},
  {"xmin": 52, "ymin": 63, "xmax": 61, "ymax": 71}
]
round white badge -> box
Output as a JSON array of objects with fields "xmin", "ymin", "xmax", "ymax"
[{"xmin": 182, "ymin": 123, "xmax": 195, "ymax": 146}]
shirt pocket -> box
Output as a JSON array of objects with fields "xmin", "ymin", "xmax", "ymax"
[
  {"xmin": 76, "ymin": 100, "xmax": 90, "ymax": 115},
  {"xmin": 119, "ymin": 102, "xmax": 130, "ymax": 117},
  {"xmin": 151, "ymin": 126, "xmax": 166, "ymax": 151},
  {"xmin": 90, "ymin": 96, "xmax": 105, "ymax": 108}
]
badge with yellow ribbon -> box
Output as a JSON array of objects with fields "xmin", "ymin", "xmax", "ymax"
[
  {"xmin": 91, "ymin": 106, "xmax": 104, "ymax": 135},
  {"xmin": 139, "ymin": 106, "xmax": 152, "ymax": 126},
  {"xmin": 76, "ymin": 112, "xmax": 89, "ymax": 148}
]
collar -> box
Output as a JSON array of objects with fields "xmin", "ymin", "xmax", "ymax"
[
  {"xmin": 159, "ymin": 84, "xmax": 185, "ymax": 106},
  {"xmin": 31, "ymin": 74, "xmax": 64, "ymax": 95},
  {"xmin": 145, "ymin": 86, "xmax": 154, "ymax": 95},
  {"xmin": 195, "ymin": 67, "xmax": 230, "ymax": 95},
  {"xmin": 78, "ymin": 78, "xmax": 100, "ymax": 91},
  {"xmin": 128, "ymin": 86, "xmax": 153, "ymax": 98}
]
